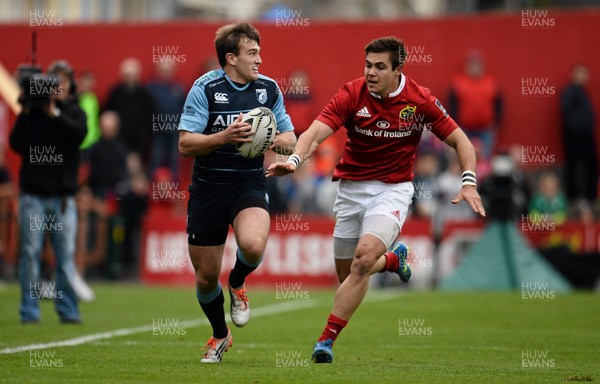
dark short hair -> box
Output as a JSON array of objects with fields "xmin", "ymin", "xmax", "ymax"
[
  {"xmin": 364, "ymin": 37, "xmax": 406, "ymax": 70},
  {"xmin": 48, "ymin": 59, "xmax": 76, "ymax": 95},
  {"xmin": 215, "ymin": 23, "xmax": 261, "ymax": 68}
]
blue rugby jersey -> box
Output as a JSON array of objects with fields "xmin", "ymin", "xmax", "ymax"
[{"xmin": 179, "ymin": 68, "xmax": 294, "ymax": 184}]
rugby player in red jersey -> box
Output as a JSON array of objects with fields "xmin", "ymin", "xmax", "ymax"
[{"xmin": 266, "ymin": 36, "xmax": 485, "ymax": 363}]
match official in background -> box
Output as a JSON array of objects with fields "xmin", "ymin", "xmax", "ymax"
[{"xmin": 9, "ymin": 60, "xmax": 87, "ymax": 324}]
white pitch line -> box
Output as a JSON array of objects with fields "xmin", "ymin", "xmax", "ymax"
[
  {"xmin": 1, "ymin": 290, "xmax": 401, "ymax": 355},
  {"xmin": 0, "ymin": 300, "xmax": 317, "ymax": 355}
]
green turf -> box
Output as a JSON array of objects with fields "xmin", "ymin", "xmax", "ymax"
[{"xmin": 0, "ymin": 283, "xmax": 598, "ymax": 383}]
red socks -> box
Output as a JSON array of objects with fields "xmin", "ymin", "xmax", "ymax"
[
  {"xmin": 381, "ymin": 251, "xmax": 399, "ymax": 273},
  {"xmin": 318, "ymin": 314, "xmax": 348, "ymax": 342},
  {"xmin": 317, "ymin": 253, "xmax": 398, "ymax": 344}
]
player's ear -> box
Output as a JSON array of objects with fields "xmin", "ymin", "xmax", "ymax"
[
  {"xmin": 394, "ymin": 64, "xmax": 403, "ymax": 77},
  {"xmin": 225, "ymin": 52, "xmax": 237, "ymax": 67}
]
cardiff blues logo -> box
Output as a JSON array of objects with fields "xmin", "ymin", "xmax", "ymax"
[{"xmin": 256, "ymin": 89, "xmax": 267, "ymax": 104}]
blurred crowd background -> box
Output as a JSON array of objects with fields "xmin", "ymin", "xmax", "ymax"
[
  {"xmin": 0, "ymin": 0, "xmax": 599, "ymax": 290},
  {"xmin": 0, "ymin": 0, "xmax": 595, "ymax": 22}
]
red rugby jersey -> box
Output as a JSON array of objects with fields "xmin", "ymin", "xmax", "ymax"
[{"xmin": 316, "ymin": 75, "xmax": 458, "ymax": 183}]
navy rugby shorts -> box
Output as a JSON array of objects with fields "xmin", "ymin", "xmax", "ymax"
[{"xmin": 186, "ymin": 177, "xmax": 269, "ymax": 246}]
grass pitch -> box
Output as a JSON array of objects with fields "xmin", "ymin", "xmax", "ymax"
[{"xmin": 0, "ymin": 283, "xmax": 598, "ymax": 383}]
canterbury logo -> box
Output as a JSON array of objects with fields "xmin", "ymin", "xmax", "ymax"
[
  {"xmin": 356, "ymin": 107, "xmax": 371, "ymax": 117},
  {"xmin": 214, "ymin": 93, "xmax": 229, "ymax": 103}
]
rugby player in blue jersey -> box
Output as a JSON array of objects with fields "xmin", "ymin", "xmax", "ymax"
[{"xmin": 178, "ymin": 23, "xmax": 296, "ymax": 363}]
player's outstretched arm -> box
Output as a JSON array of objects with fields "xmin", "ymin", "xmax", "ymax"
[
  {"xmin": 265, "ymin": 119, "xmax": 334, "ymax": 177},
  {"xmin": 443, "ymin": 128, "xmax": 486, "ymax": 217},
  {"xmin": 270, "ymin": 131, "xmax": 297, "ymax": 155},
  {"xmin": 178, "ymin": 113, "xmax": 253, "ymax": 157}
]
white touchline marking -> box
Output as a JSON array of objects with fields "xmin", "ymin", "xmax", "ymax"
[
  {"xmin": 0, "ymin": 300, "xmax": 317, "ymax": 355},
  {"xmin": 1, "ymin": 290, "xmax": 400, "ymax": 355}
]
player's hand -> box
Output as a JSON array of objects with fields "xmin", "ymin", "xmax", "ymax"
[
  {"xmin": 451, "ymin": 185, "xmax": 486, "ymax": 217},
  {"xmin": 265, "ymin": 162, "xmax": 296, "ymax": 178},
  {"xmin": 221, "ymin": 113, "xmax": 253, "ymax": 144}
]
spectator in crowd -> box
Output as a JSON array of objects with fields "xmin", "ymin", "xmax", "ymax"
[
  {"xmin": 284, "ymin": 69, "xmax": 315, "ymax": 136},
  {"xmin": 529, "ymin": 171, "xmax": 568, "ymax": 226},
  {"xmin": 89, "ymin": 111, "xmax": 128, "ymax": 198},
  {"xmin": 412, "ymin": 151, "xmax": 440, "ymax": 218},
  {"xmin": 471, "ymin": 137, "xmax": 492, "ymax": 181},
  {"xmin": 263, "ymin": 151, "xmax": 289, "ymax": 214},
  {"xmin": 77, "ymin": 111, "xmax": 128, "ymax": 278},
  {"xmin": 560, "ymin": 63, "xmax": 598, "ymax": 204},
  {"xmin": 313, "ymin": 139, "xmax": 343, "ymax": 216},
  {"xmin": 575, "ymin": 198, "xmax": 595, "ymax": 224},
  {"xmin": 507, "ymin": 145, "xmax": 532, "ymax": 218},
  {"xmin": 478, "ymin": 146, "xmax": 533, "ymax": 222},
  {"xmin": 448, "ymin": 52, "xmax": 502, "ymax": 159},
  {"xmin": 106, "ymin": 58, "xmax": 155, "ymax": 165},
  {"xmin": 116, "ymin": 155, "xmax": 149, "ymax": 279},
  {"xmin": 77, "ymin": 71, "xmax": 101, "ymax": 153},
  {"xmin": 418, "ymin": 130, "xmax": 447, "ymax": 167},
  {"xmin": 147, "ymin": 61, "xmax": 186, "ymax": 178},
  {"xmin": 279, "ymin": 158, "xmax": 320, "ymax": 214},
  {"xmin": 434, "ymin": 151, "xmax": 478, "ymax": 234},
  {"xmin": 9, "ymin": 60, "xmax": 87, "ymax": 323}
]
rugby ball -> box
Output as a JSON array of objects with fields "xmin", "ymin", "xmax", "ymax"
[{"xmin": 236, "ymin": 107, "xmax": 277, "ymax": 158}]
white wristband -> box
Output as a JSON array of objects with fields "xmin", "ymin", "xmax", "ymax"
[
  {"xmin": 462, "ymin": 170, "xmax": 477, "ymax": 187},
  {"xmin": 286, "ymin": 154, "xmax": 301, "ymax": 169}
]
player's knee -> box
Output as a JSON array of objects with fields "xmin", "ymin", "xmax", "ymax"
[
  {"xmin": 238, "ymin": 242, "xmax": 265, "ymax": 264},
  {"xmin": 351, "ymin": 247, "xmax": 378, "ymax": 277},
  {"xmin": 195, "ymin": 272, "xmax": 220, "ymax": 292},
  {"xmin": 351, "ymin": 256, "xmax": 375, "ymax": 277}
]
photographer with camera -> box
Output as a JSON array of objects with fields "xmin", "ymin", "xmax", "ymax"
[{"xmin": 9, "ymin": 60, "xmax": 87, "ymax": 324}]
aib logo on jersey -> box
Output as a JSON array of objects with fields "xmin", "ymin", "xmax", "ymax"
[
  {"xmin": 399, "ymin": 105, "xmax": 417, "ymax": 121},
  {"xmin": 212, "ymin": 114, "xmax": 239, "ymax": 132}
]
